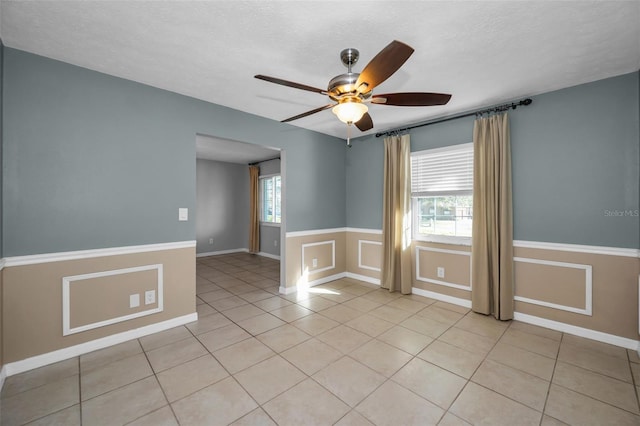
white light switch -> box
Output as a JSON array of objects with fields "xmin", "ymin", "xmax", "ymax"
[
  {"xmin": 130, "ymin": 294, "xmax": 140, "ymax": 308},
  {"xmin": 437, "ymin": 267, "xmax": 445, "ymax": 278},
  {"xmin": 178, "ymin": 208, "xmax": 188, "ymax": 221}
]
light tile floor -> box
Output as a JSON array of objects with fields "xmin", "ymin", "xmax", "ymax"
[{"xmin": 2, "ymin": 252, "xmax": 640, "ymax": 425}]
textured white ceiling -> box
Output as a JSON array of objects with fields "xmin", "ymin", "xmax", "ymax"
[{"xmin": 1, "ymin": 1, "xmax": 639, "ymax": 140}]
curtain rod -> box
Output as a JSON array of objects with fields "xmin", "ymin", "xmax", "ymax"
[
  {"xmin": 248, "ymin": 156, "xmax": 281, "ymax": 166},
  {"xmin": 375, "ymin": 98, "xmax": 533, "ymax": 138}
]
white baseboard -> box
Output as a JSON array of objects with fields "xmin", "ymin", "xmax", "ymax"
[
  {"xmin": 411, "ymin": 287, "xmax": 472, "ymax": 308},
  {"xmin": 513, "ymin": 312, "xmax": 640, "ymax": 351},
  {"xmin": 306, "ymin": 272, "xmax": 348, "ymax": 288},
  {"xmin": 197, "ymin": 250, "xmax": 279, "ymax": 260},
  {"xmin": 409, "ymin": 287, "xmax": 639, "ymax": 351},
  {"xmin": 280, "ymin": 272, "xmax": 349, "ymax": 295},
  {"xmin": 257, "ymin": 251, "xmax": 280, "ymax": 260},
  {"xmin": 279, "ymin": 285, "xmax": 296, "ymax": 295},
  {"xmin": 196, "ymin": 248, "xmax": 248, "ymax": 258},
  {"xmin": 0, "ymin": 365, "xmax": 6, "ymax": 392},
  {"xmin": 345, "ymin": 272, "xmax": 381, "ymax": 286},
  {"xmin": 3, "ymin": 313, "xmax": 198, "ymax": 377}
]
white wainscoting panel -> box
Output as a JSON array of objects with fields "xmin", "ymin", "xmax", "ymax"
[
  {"xmin": 513, "ymin": 257, "xmax": 592, "ymax": 316},
  {"xmin": 415, "ymin": 246, "xmax": 472, "ymax": 292},
  {"xmin": 301, "ymin": 240, "xmax": 336, "ymax": 275},
  {"xmin": 358, "ymin": 240, "xmax": 382, "ymax": 272},
  {"xmin": 63, "ymin": 264, "xmax": 164, "ymax": 336}
]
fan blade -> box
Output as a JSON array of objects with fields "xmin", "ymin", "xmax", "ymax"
[
  {"xmin": 281, "ymin": 104, "xmax": 335, "ymax": 123},
  {"xmin": 255, "ymin": 75, "xmax": 327, "ymax": 94},
  {"xmin": 372, "ymin": 92, "xmax": 452, "ymax": 106},
  {"xmin": 355, "ymin": 40, "xmax": 414, "ymax": 93},
  {"xmin": 354, "ymin": 112, "xmax": 374, "ymax": 131}
]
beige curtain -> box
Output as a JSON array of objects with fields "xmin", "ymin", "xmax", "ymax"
[
  {"xmin": 248, "ymin": 165, "xmax": 260, "ymax": 254},
  {"xmin": 381, "ymin": 134, "xmax": 412, "ymax": 294},
  {"xmin": 471, "ymin": 113, "xmax": 514, "ymax": 320}
]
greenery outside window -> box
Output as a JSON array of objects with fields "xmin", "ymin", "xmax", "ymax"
[
  {"xmin": 260, "ymin": 175, "xmax": 281, "ymax": 224},
  {"xmin": 411, "ymin": 143, "xmax": 473, "ymax": 242}
]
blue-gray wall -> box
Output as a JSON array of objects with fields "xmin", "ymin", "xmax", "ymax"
[
  {"xmin": 2, "ymin": 48, "xmax": 347, "ymax": 256},
  {"xmin": 347, "ymin": 71, "xmax": 640, "ymax": 249},
  {"xmin": 196, "ymin": 159, "xmax": 249, "ymax": 254},
  {"xmin": 3, "ymin": 47, "xmax": 637, "ymax": 255}
]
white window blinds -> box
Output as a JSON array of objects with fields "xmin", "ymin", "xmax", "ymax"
[{"xmin": 411, "ymin": 143, "xmax": 473, "ymax": 197}]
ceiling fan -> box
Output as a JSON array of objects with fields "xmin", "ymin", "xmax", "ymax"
[{"xmin": 255, "ymin": 40, "xmax": 452, "ymax": 138}]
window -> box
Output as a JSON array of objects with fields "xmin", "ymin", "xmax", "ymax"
[
  {"xmin": 260, "ymin": 175, "xmax": 281, "ymax": 224},
  {"xmin": 411, "ymin": 143, "xmax": 473, "ymax": 241}
]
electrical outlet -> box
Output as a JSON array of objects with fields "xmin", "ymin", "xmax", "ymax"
[
  {"xmin": 209, "ymin": 238, "xmax": 214, "ymax": 244},
  {"xmin": 312, "ymin": 258, "xmax": 318, "ymax": 268},
  {"xmin": 145, "ymin": 290, "xmax": 156, "ymax": 305},
  {"xmin": 437, "ymin": 267, "xmax": 445, "ymax": 278},
  {"xmin": 274, "ymin": 240, "xmax": 278, "ymax": 247},
  {"xmin": 129, "ymin": 294, "xmax": 140, "ymax": 308}
]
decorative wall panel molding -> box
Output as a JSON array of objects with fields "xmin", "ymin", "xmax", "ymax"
[
  {"xmin": 63, "ymin": 264, "xmax": 163, "ymax": 335},
  {"xmin": 415, "ymin": 246, "xmax": 472, "ymax": 291},
  {"xmin": 358, "ymin": 240, "xmax": 382, "ymax": 272},
  {"xmin": 301, "ymin": 240, "xmax": 336, "ymax": 275},
  {"xmin": 514, "ymin": 257, "xmax": 593, "ymax": 316}
]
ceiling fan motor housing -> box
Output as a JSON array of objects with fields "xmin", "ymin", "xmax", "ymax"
[
  {"xmin": 328, "ymin": 48, "xmax": 371, "ymax": 102},
  {"xmin": 328, "ymin": 73, "xmax": 364, "ymax": 101}
]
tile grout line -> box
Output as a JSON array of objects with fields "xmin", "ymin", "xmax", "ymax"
[
  {"xmin": 626, "ymin": 347, "xmax": 640, "ymax": 415},
  {"xmin": 196, "ymin": 255, "xmax": 290, "ymax": 424},
  {"xmin": 314, "ymin": 289, "xmax": 469, "ymax": 424},
  {"xmin": 77, "ymin": 356, "xmax": 83, "ymax": 424},
  {"xmin": 435, "ymin": 311, "xmax": 512, "ymax": 424},
  {"xmin": 539, "ymin": 331, "xmax": 562, "ymax": 425},
  {"xmin": 178, "ymin": 307, "xmax": 280, "ymax": 423},
  {"xmin": 198, "ymin": 264, "xmax": 438, "ymax": 424},
  {"xmin": 135, "ymin": 339, "xmax": 180, "ymax": 425}
]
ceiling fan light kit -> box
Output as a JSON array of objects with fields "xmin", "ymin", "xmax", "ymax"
[
  {"xmin": 332, "ymin": 101, "xmax": 368, "ymax": 124},
  {"xmin": 255, "ymin": 40, "xmax": 452, "ymax": 145}
]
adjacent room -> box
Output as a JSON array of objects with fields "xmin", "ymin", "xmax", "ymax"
[{"xmin": 0, "ymin": 1, "xmax": 638, "ymax": 425}]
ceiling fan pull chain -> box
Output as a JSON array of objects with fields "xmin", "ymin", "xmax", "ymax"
[{"xmin": 346, "ymin": 122, "xmax": 352, "ymax": 147}]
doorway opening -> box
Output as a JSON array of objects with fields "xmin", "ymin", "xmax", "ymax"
[{"xmin": 195, "ymin": 134, "xmax": 286, "ymax": 290}]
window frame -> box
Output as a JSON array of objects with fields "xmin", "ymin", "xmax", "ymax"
[
  {"xmin": 411, "ymin": 143, "xmax": 473, "ymax": 246},
  {"xmin": 259, "ymin": 174, "xmax": 281, "ymax": 226}
]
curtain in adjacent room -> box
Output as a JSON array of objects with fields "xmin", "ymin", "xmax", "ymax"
[
  {"xmin": 381, "ymin": 134, "xmax": 413, "ymax": 294},
  {"xmin": 471, "ymin": 113, "xmax": 514, "ymax": 320},
  {"xmin": 248, "ymin": 165, "xmax": 260, "ymax": 254}
]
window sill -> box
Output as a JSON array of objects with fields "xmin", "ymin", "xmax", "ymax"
[
  {"xmin": 413, "ymin": 234, "xmax": 471, "ymax": 247},
  {"xmin": 260, "ymin": 222, "xmax": 281, "ymax": 228}
]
